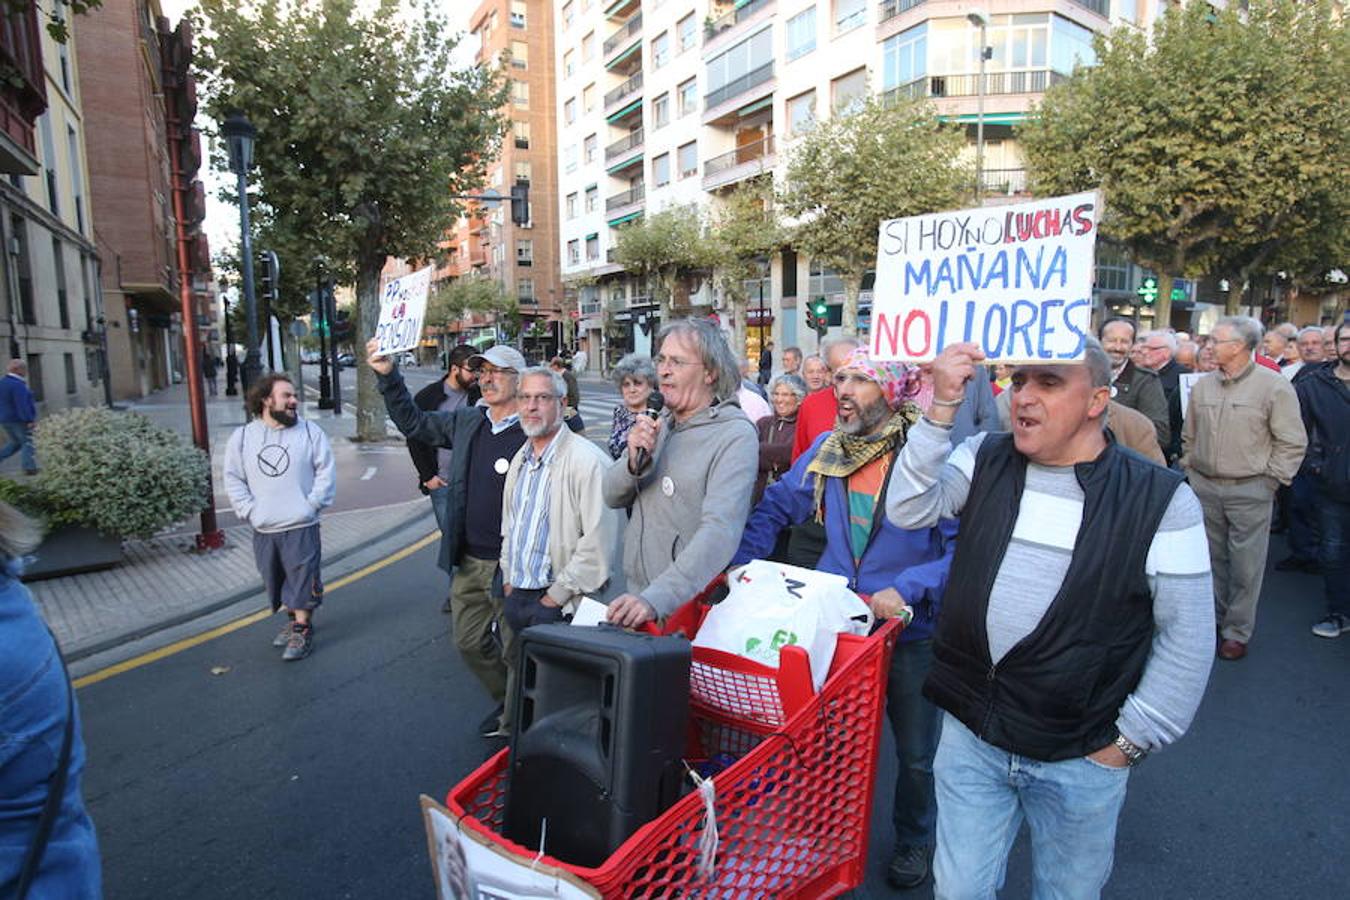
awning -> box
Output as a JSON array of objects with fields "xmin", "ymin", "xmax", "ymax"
[
  {"xmin": 606, "ymin": 99, "xmax": 642, "ymax": 122},
  {"xmin": 606, "ymin": 152, "xmax": 643, "ymax": 174},
  {"xmin": 605, "ymin": 42, "xmax": 641, "ymax": 69},
  {"xmin": 607, "ymin": 210, "xmax": 643, "ymax": 227},
  {"xmin": 737, "ymin": 96, "xmax": 773, "ymax": 117},
  {"xmin": 586, "ymin": 232, "xmax": 599, "ymax": 240},
  {"xmin": 940, "ymin": 112, "xmax": 1028, "ymax": 126}
]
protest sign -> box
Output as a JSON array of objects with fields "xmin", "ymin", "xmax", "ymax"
[
  {"xmin": 871, "ymin": 191, "xmax": 1101, "ymax": 363},
  {"xmin": 1178, "ymin": 371, "xmax": 1205, "ymax": 420},
  {"xmin": 375, "ymin": 266, "xmax": 433, "ymax": 356}
]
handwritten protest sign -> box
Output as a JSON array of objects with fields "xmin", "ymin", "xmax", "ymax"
[
  {"xmin": 375, "ymin": 266, "xmax": 433, "ymax": 356},
  {"xmin": 871, "ymin": 191, "xmax": 1101, "ymax": 363}
]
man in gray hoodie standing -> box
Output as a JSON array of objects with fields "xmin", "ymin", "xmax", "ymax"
[
  {"xmin": 224, "ymin": 373, "xmax": 336, "ymax": 661},
  {"xmin": 603, "ymin": 318, "xmax": 759, "ymax": 627}
]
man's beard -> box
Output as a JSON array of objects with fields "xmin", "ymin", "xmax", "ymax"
[
  {"xmin": 271, "ymin": 407, "xmax": 298, "ymax": 427},
  {"xmin": 521, "ymin": 419, "xmax": 556, "ymax": 438},
  {"xmin": 837, "ymin": 396, "xmax": 891, "ymax": 436}
]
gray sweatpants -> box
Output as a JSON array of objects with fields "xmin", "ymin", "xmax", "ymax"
[{"xmin": 253, "ymin": 523, "xmax": 324, "ymax": 613}]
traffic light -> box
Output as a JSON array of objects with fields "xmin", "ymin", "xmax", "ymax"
[
  {"xmin": 811, "ymin": 297, "xmax": 829, "ymax": 337},
  {"xmin": 510, "ymin": 182, "xmax": 530, "ymax": 226},
  {"xmin": 1135, "ymin": 277, "xmax": 1158, "ymax": 306},
  {"xmin": 258, "ymin": 249, "xmax": 281, "ymax": 303}
]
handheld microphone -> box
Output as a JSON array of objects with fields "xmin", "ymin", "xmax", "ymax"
[{"xmin": 634, "ymin": 393, "xmax": 665, "ymax": 470}]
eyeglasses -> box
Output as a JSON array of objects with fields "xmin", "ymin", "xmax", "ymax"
[
  {"xmin": 518, "ymin": 393, "xmax": 560, "ymax": 406},
  {"xmin": 1212, "ymin": 339, "xmax": 1244, "ymax": 346},
  {"xmin": 478, "ymin": 365, "xmax": 517, "ymax": 377},
  {"xmin": 655, "ymin": 354, "xmax": 700, "ymax": 369}
]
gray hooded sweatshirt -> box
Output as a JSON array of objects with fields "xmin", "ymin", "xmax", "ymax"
[{"xmin": 601, "ymin": 397, "xmax": 758, "ymax": 616}]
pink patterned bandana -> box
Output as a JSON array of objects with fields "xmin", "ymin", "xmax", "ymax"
[{"xmin": 837, "ymin": 347, "xmax": 931, "ymax": 411}]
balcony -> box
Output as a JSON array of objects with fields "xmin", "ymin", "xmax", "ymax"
[
  {"xmin": 702, "ymin": 135, "xmax": 776, "ymax": 191},
  {"xmin": 603, "ymin": 0, "xmax": 640, "ymax": 20},
  {"xmin": 979, "ymin": 167, "xmax": 1029, "ymax": 199},
  {"xmin": 605, "ymin": 127, "xmax": 644, "ymax": 170},
  {"xmin": 1070, "ymin": 0, "xmax": 1110, "ymax": 18},
  {"xmin": 606, "ymin": 185, "xmax": 645, "ymax": 224},
  {"xmin": 703, "ymin": 62, "xmax": 775, "ymax": 125},
  {"xmin": 879, "ymin": 0, "xmax": 926, "ymax": 25},
  {"xmin": 704, "ymin": 0, "xmax": 775, "ymax": 57},
  {"xmin": 604, "ymin": 72, "xmax": 643, "ymax": 118},
  {"xmin": 603, "ymin": 13, "xmax": 642, "ymax": 60},
  {"xmin": 881, "ymin": 69, "xmax": 1066, "ymax": 104}
]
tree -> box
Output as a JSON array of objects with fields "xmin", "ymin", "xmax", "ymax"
[
  {"xmin": 779, "ymin": 93, "xmax": 969, "ymax": 335},
  {"xmin": 195, "ymin": 0, "xmax": 508, "ymax": 440},
  {"xmin": 425, "ymin": 274, "xmax": 517, "ymax": 330},
  {"xmin": 1019, "ymin": 0, "xmax": 1349, "ymax": 321},
  {"xmin": 707, "ymin": 180, "xmax": 783, "ymax": 356},
  {"xmin": 611, "ymin": 204, "xmax": 715, "ymax": 320}
]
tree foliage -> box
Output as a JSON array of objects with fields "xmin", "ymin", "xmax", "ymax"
[
  {"xmin": 194, "ymin": 0, "xmax": 508, "ymax": 439},
  {"xmin": 779, "ymin": 93, "xmax": 969, "ymax": 334},
  {"xmin": 707, "ymin": 180, "xmax": 783, "ymax": 355},
  {"xmin": 1020, "ymin": 0, "xmax": 1349, "ymax": 318},
  {"xmin": 425, "ymin": 275, "xmax": 518, "ymax": 330},
  {"xmin": 611, "ymin": 204, "xmax": 715, "ymax": 319}
]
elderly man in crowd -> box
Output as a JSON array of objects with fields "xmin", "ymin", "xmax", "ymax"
[
  {"xmin": 602, "ymin": 318, "xmax": 759, "ymax": 628},
  {"xmin": 801, "ymin": 354, "xmax": 830, "ymax": 393},
  {"xmin": 370, "ymin": 340, "xmax": 528, "ymax": 737},
  {"xmin": 1138, "ymin": 330, "xmax": 1191, "ymax": 465},
  {"xmin": 1287, "ymin": 326, "xmax": 1327, "ymax": 384},
  {"xmin": 1099, "ymin": 318, "xmax": 1170, "ymax": 450},
  {"xmin": 781, "ymin": 345, "xmax": 803, "ymax": 379},
  {"xmin": 887, "ymin": 337, "xmax": 1214, "ymax": 900},
  {"xmin": 1296, "ymin": 321, "xmax": 1350, "ymax": 639},
  {"xmin": 1183, "ymin": 317, "xmax": 1306, "ymax": 661},
  {"xmin": 498, "ymin": 366, "xmax": 623, "ymax": 731},
  {"xmin": 1175, "ymin": 339, "xmax": 1199, "ymax": 370},
  {"xmin": 734, "ymin": 348, "xmax": 958, "ymax": 890}
]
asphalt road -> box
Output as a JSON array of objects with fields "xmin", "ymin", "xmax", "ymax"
[{"xmin": 77, "ymin": 528, "xmax": 1349, "ymax": 899}]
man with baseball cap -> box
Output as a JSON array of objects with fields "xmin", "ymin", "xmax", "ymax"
[
  {"xmin": 368, "ymin": 339, "xmax": 527, "ymax": 738},
  {"xmin": 731, "ymin": 347, "xmax": 958, "ymax": 889}
]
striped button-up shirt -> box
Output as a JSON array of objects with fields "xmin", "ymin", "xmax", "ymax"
[{"xmin": 506, "ymin": 429, "xmax": 562, "ymax": 589}]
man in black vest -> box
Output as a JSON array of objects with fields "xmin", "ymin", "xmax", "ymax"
[{"xmin": 886, "ymin": 338, "xmax": 1215, "ymax": 899}]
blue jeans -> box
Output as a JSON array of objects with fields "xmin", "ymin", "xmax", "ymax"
[
  {"xmin": 0, "ymin": 421, "xmax": 36, "ymax": 471},
  {"xmin": 886, "ymin": 638, "xmax": 941, "ymax": 849},
  {"xmin": 933, "ymin": 714, "xmax": 1130, "ymax": 900},
  {"xmin": 1316, "ymin": 491, "xmax": 1349, "ymax": 617}
]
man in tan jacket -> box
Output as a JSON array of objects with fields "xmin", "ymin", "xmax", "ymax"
[
  {"xmin": 498, "ymin": 366, "xmax": 623, "ymax": 734},
  {"xmin": 1183, "ymin": 316, "xmax": 1306, "ymax": 661}
]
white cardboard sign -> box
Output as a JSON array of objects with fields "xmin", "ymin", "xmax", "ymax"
[
  {"xmin": 375, "ymin": 266, "xmax": 433, "ymax": 356},
  {"xmin": 871, "ymin": 191, "xmax": 1101, "ymax": 363}
]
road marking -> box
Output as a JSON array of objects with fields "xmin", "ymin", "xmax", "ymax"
[
  {"xmin": 360, "ymin": 466, "xmax": 377, "ymax": 480},
  {"xmin": 73, "ymin": 531, "xmax": 441, "ymax": 690}
]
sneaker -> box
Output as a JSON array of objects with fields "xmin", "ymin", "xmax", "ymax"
[
  {"xmin": 887, "ymin": 844, "xmax": 930, "ymax": 890},
  {"xmin": 1312, "ymin": 614, "xmax": 1349, "ymax": 639},
  {"xmin": 282, "ymin": 625, "xmax": 313, "ymax": 661},
  {"xmin": 272, "ymin": 623, "xmax": 294, "ymax": 647},
  {"xmin": 478, "ymin": 704, "xmax": 507, "ymax": 739}
]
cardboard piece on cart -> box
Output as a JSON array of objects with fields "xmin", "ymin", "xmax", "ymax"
[{"xmin": 422, "ymin": 795, "xmax": 601, "ymax": 900}]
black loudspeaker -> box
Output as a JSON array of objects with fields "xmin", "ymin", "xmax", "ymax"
[{"xmin": 502, "ymin": 624, "xmax": 691, "ymax": 867}]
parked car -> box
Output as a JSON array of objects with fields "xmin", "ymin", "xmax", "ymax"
[
  {"xmin": 336, "ymin": 352, "xmax": 356, "ymax": 368},
  {"xmin": 300, "ymin": 349, "xmax": 321, "ymax": 364},
  {"xmin": 395, "ymin": 351, "xmax": 418, "ymax": 368}
]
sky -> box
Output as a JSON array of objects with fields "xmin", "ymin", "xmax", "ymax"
[{"xmin": 155, "ymin": 0, "xmax": 478, "ymax": 267}]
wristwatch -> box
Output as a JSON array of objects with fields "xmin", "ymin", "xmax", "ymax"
[{"xmin": 1113, "ymin": 733, "xmax": 1148, "ymax": 767}]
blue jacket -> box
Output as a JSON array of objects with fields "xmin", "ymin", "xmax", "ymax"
[
  {"xmin": 731, "ymin": 433, "xmax": 958, "ymax": 643},
  {"xmin": 0, "ymin": 558, "xmax": 101, "ymax": 897},
  {"xmin": 0, "ymin": 375, "xmax": 36, "ymax": 424}
]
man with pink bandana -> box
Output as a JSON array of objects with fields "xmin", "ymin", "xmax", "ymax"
[{"xmin": 731, "ymin": 347, "xmax": 958, "ymax": 890}]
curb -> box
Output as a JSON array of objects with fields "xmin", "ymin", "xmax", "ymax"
[{"xmin": 64, "ymin": 504, "xmax": 436, "ymax": 663}]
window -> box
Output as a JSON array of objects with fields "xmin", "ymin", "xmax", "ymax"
[
  {"xmin": 64, "ymin": 353, "xmax": 76, "ymax": 395},
  {"xmin": 706, "ymin": 28, "xmax": 773, "ymax": 98},
  {"xmin": 67, "ymin": 126, "xmax": 85, "ymax": 234},
  {"xmin": 787, "ymin": 7, "xmax": 817, "ymax": 61},
  {"xmin": 1095, "ymin": 243, "xmax": 1130, "ymax": 293},
  {"xmin": 677, "ymin": 142, "xmax": 697, "ymax": 179},
  {"xmin": 510, "ymin": 40, "xmax": 528, "ymax": 68},
  {"xmin": 678, "ymin": 78, "xmax": 697, "ymax": 117},
  {"xmin": 678, "ymin": 13, "xmax": 697, "ymax": 52},
  {"xmin": 25, "ymin": 354, "xmax": 42, "ymax": 403},
  {"xmin": 563, "ymin": 49, "xmax": 575, "ymax": 77},
  {"xmin": 516, "ymin": 240, "xmax": 533, "ymax": 266},
  {"xmin": 564, "ymin": 97, "xmax": 577, "ymax": 123},
  {"xmin": 584, "ymin": 133, "xmax": 598, "ymax": 163},
  {"xmin": 513, "ymin": 120, "xmax": 531, "ymax": 149},
  {"xmin": 510, "ymin": 0, "xmax": 526, "ymax": 28},
  {"xmin": 562, "ymin": 1, "xmax": 573, "ymax": 29},
  {"xmin": 787, "ymin": 90, "xmax": 816, "ymax": 134},
  {"xmin": 653, "ymin": 153, "xmax": 671, "ymax": 187},
  {"xmin": 568, "ymin": 239, "xmax": 580, "ymax": 265},
  {"xmin": 512, "ymin": 80, "xmax": 530, "ymax": 108},
  {"xmin": 835, "ymin": 0, "xmax": 866, "ymax": 34},
  {"xmin": 652, "ymin": 93, "xmax": 670, "ymax": 129},
  {"xmin": 584, "ymin": 185, "xmax": 598, "ymax": 213},
  {"xmin": 52, "ymin": 239, "xmax": 69, "ymax": 329},
  {"xmin": 566, "ymin": 192, "xmax": 578, "ymax": 218},
  {"xmin": 518, "ymin": 277, "xmax": 535, "ymax": 302},
  {"xmin": 514, "ymin": 161, "xmax": 532, "ymax": 184},
  {"xmin": 832, "ymin": 68, "xmax": 867, "ymax": 114},
  {"xmin": 809, "ymin": 262, "xmax": 845, "ymax": 299},
  {"xmin": 10, "ymin": 215, "xmax": 33, "ymax": 324},
  {"xmin": 882, "ymin": 23, "xmax": 927, "ymax": 92},
  {"xmin": 39, "ymin": 114, "xmax": 58, "ymax": 216},
  {"xmin": 565, "ymin": 143, "xmax": 579, "ymax": 173},
  {"xmin": 582, "ymin": 31, "xmax": 595, "ymax": 61},
  {"xmin": 583, "ymin": 82, "xmax": 596, "ymax": 112},
  {"xmin": 586, "ymin": 234, "xmax": 600, "ymax": 260},
  {"xmin": 1051, "ymin": 16, "xmax": 1096, "ymax": 74},
  {"xmin": 652, "ymin": 31, "xmax": 670, "ymax": 68}
]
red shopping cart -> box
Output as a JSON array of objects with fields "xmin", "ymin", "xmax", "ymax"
[{"xmin": 446, "ymin": 582, "xmax": 902, "ymax": 898}]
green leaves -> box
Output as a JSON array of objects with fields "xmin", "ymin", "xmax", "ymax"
[{"xmin": 611, "ymin": 205, "xmax": 716, "ymax": 318}]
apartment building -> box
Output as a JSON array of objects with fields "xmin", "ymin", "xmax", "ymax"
[
  {"xmin": 0, "ymin": 4, "xmax": 108, "ymax": 414},
  {"xmin": 557, "ymin": 0, "xmax": 1171, "ymax": 366}
]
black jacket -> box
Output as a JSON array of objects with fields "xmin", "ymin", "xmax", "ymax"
[
  {"xmin": 1112, "ymin": 361, "xmax": 1170, "ymax": 451},
  {"xmin": 1153, "ymin": 359, "xmax": 1190, "ymax": 463},
  {"xmin": 406, "ymin": 378, "xmax": 479, "ymax": 492},
  {"xmin": 923, "ymin": 433, "xmax": 1183, "ymax": 762},
  {"xmin": 1295, "ymin": 363, "xmax": 1350, "ymax": 498}
]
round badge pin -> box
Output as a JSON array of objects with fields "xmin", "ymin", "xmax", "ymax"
[
  {"xmin": 661, "ymin": 476, "xmax": 675, "ymax": 497},
  {"xmin": 1109, "ymin": 385, "xmax": 1118, "ymax": 399},
  {"xmin": 494, "ymin": 457, "xmax": 510, "ymax": 475}
]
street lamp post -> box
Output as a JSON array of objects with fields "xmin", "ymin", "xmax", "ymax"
[
  {"xmin": 222, "ymin": 113, "xmax": 261, "ymax": 401},
  {"xmin": 314, "ymin": 256, "xmax": 333, "ymax": 410},
  {"xmin": 968, "ymin": 10, "xmax": 991, "ymax": 204}
]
